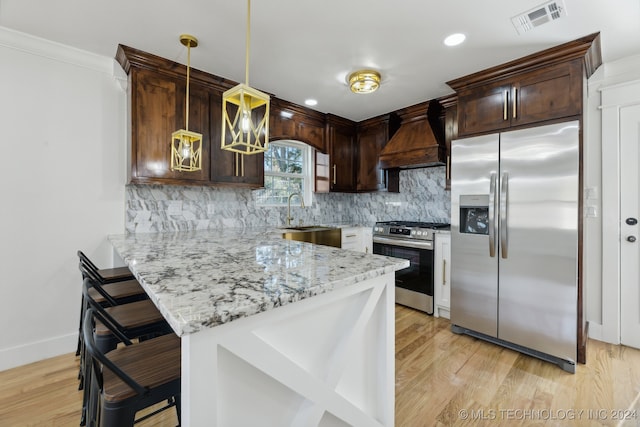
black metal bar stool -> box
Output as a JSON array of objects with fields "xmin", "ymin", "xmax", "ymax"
[
  {"xmin": 83, "ymin": 308, "xmax": 181, "ymax": 426},
  {"xmin": 79, "ymin": 278, "xmax": 172, "ymax": 426}
]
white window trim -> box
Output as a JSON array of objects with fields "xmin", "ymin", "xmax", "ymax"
[{"xmin": 255, "ymin": 140, "xmax": 314, "ymax": 207}]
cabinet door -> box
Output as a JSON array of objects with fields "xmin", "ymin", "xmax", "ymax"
[
  {"xmin": 131, "ymin": 69, "xmax": 210, "ymax": 184},
  {"xmin": 329, "ymin": 125, "xmax": 356, "ymax": 192},
  {"xmin": 210, "ymin": 95, "xmax": 264, "ymax": 187},
  {"xmin": 356, "ymin": 121, "xmax": 387, "ymax": 192},
  {"xmin": 434, "ymin": 233, "xmax": 451, "ymax": 318},
  {"xmin": 340, "ymin": 227, "xmax": 361, "ymax": 252},
  {"xmin": 444, "ymin": 104, "xmax": 457, "ymax": 190},
  {"xmin": 512, "ymin": 59, "xmax": 582, "ymax": 127},
  {"xmin": 457, "ymin": 83, "xmax": 512, "ymax": 137}
]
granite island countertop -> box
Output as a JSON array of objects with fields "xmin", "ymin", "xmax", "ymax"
[{"xmin": 108, "ymin": 228, "xmax": 408, "ymax": 336}]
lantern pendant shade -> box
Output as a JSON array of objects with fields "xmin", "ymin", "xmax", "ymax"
[
  {"xmin": 221, "ymin": 83, "xmax": 270, "ymax": 154},
  {"xmin": 171, "ymin": 129, "xmax": 202, "ymax": 172},
  {"xmin": 221, "ymin": 0, "xmax": 270, "ymax": 155},
  {"xmin": 171, "ymin": 34, "xmax": 203, "ymax": 172}
]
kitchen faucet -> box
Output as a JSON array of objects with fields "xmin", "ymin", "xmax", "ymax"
[{"xmin": 287, "ymin": 192, "xmax": 305, "ymax": 226}]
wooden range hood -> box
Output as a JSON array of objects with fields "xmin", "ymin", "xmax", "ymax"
[{"xmin": 379, "ymin": 101, "xmax": 444, "ymax": 169}]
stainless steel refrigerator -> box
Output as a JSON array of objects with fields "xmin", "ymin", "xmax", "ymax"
[{"xmin": 450, "ymin": 120, "xmax": 579, "ymax": 373}]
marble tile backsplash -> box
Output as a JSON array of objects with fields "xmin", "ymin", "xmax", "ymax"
[{"xmin": 125, "ymin": 167, "xmax": 450, "ymax": 233}]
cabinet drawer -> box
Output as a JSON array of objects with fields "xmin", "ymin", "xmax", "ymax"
[{"xmin": 341, "ymin": 227, "xmax": 361, "ymax": 251}]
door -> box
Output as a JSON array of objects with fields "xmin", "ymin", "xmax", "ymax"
[
  {"xmin": 498, "ymin": 121, "xmax": 579, "ymax": 362},
  {"xmin": 450, "ymin": 133, "xmax": 499, "ymax": 337},
  {"xmin": 620, "ymin": 103, "xmax": 640, "ymax": 348}
]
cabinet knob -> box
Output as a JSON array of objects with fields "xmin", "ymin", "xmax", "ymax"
[
  {"xmin": 626, "ymin": 218, "xmax": 638, "ymax": 226},
  {"xmin": 627, "ymin": 236, "xmax": 637, "ymax": 243}
]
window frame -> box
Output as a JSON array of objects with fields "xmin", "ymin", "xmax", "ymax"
[{"xmin": 254, "ymin": 140, "xmax": 314, "ymax": 207}]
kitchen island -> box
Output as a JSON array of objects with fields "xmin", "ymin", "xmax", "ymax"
[{"xmin": 108, "ymin": 228, "xmax": 408, "ymax": 427}]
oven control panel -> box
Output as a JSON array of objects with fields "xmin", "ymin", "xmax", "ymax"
[
  {"xmin": 390, "ymin": 227, "xmax": 411, "ymax": 236},
  {"xmin": 373, "ymin": 221, "xmax": 450, "ymax": 241}
]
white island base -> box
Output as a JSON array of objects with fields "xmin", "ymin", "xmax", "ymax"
[{"xmin": 182, "ymin": 273, "xmax": 395, "ymax": 427}]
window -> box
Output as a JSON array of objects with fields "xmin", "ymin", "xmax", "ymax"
[{"xmin": 254, "ymin": 140, "xmax": 313, "ymax": 206}]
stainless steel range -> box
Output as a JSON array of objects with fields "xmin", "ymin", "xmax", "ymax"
[{"xmin": 372, "ymin": 221, "xmax": 450, "ymax": 314}]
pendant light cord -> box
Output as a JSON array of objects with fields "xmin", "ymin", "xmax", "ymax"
[
  {"xmin": 245, "ymin": 0, "xmax": 251, "ymax": 86},
  {"xmin": 185, "ymin": 41, "xmax": 191, "ymax": 131}
]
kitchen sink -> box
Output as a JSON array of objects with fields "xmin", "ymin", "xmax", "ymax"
[
  {"xmin": 281, "ymin": 226, "xmax": 341, "ymax": 248},
  {"xmin": 279, "ymin": 225, "xmax": 334, "ymax": 231}
]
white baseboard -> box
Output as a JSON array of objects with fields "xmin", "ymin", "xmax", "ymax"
[
  {"xmin": 0, "ymin": 332, "xmax": 77, "ymax": 372},
  {"xmin": 587, "ymin": 322, "xmax": 620, "ymax": 345}
]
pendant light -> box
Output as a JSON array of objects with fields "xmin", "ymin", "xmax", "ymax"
[
  {"xmin": 171, "ymin": 34, "xmax": 203, "ymax": 172},
  {"xmin": 221, "ymin": 0, "xmax": 270, "ymax": 155}
]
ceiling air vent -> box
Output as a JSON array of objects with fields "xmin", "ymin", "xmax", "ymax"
[{"xmin": 511, "ymin": 0, "xmax": 567, "ymax": 34}]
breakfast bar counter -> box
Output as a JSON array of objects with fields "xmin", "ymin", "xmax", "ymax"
[{"xmin": 108, "ymin": 228, "xmax": 408, "ymax": 427}]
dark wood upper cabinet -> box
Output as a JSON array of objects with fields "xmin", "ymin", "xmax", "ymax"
[
  {"xmin": 455, "ymin": 60, "xmax": 583, "ymax": 136},
  {"xmin": 437, "ymin": 94, "xmax": 457, "ymax": 191},
  {"xmin": 356, "ymin": 115, "xmax": 397, "ymax": 192},
  {"xmin": 129, "ymin": 68, "xmax": 211, "ymax": 185},
  {"xmin": 448, "ymin": 32, "xmax": 602, "ymax": 138},
  {"xmin": 119, "ymin": 44, "xmax": 263, "ymax": 187},
  {"xmin": 326, "ymin": 114, "xmax": 357, "ymax": 192},
  {"xmin": 270, "ymin": 98, "xmax": 327, "ymax": 153}
]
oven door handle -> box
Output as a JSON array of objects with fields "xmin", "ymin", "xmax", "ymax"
[{"xmin": 373, "ymin": 235, "xmax": 433, "ymax": 250}]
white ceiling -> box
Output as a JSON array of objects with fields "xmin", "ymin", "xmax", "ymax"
[{"xmin": 1, "ymin": 0, "xmax": 639, "ymax": 121}]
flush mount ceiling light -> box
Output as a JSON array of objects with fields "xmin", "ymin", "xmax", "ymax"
[
  {"xmin": 444, "ymin": 33, "xmax": 466, "ymax": 46},
  {"xmin": 348, "ymin": 70, "xmax": 381, "ymax": 94},
  {"xmin": 221, "ymin": 0, "xmax": 270, "ymax": 155},
  {"xmin": 171, "ymin": 34, "xmax": 203, "ymax": 172}
]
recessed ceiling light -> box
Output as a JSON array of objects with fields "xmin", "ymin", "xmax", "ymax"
[
  {"xmin": 304, "ymin": 99, "xmax": 318, "ymax": 106},
  {"xmin": 444, "ymin": 33, "xmax": 466, "ymax": 47}
]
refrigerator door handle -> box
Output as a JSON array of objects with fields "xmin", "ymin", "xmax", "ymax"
[
  {"xmin": 500, "ymin": 172, "xmax": 509, "ymax": 258},
  {"xmin": 489, "ymin": 172, "xmax": 497, "ymax": 257}
]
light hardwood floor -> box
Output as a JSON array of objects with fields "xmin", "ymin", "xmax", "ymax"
[{"xmin": 1, "ymin": 305, "xmax": 640, "ymax": 426}]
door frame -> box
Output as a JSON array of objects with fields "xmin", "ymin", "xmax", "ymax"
[{"xmin": 600, "ymin": 78, "xmax": 640, "ymax": 345}]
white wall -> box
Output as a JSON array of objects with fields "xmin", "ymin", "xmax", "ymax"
[
  {"xmin": 585, "ymin": 53, "xmax": 640, "ymax": 343},
  {"xmin": 0, "ymin": 27, "xmax": 127, "ymax": 371}
]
